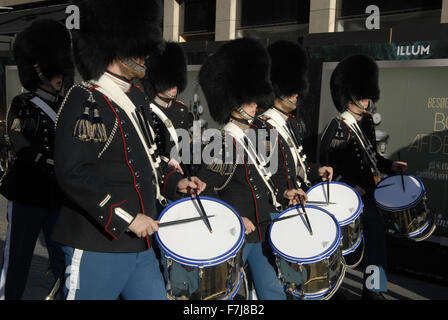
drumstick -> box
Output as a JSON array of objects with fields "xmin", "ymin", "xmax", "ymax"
[
  {"xmin": 325, "ymin": 153, "xmax": 330, "ymax": 205},
  {"xmin": 376, "ymin": 183, "xmax": 395, "ymax": 189},
  {"xmin": 181, "ymin": 163, "xmax": 213, "ymax": 234},
  {"xmin": 158, "ymin": 215, "xmax": 215, "ymax": 228},
  {"xmin": 306, "ymin": 200, "xmax": 337, "ymax": 205},
  {"xmin": 398, "ymin": 152, "xmax": 405, "ymax": 192},
  {"xmin": 259, "ymin": 213, "xmax": 301, "ymax": 225},
  {"xmin": 299, "ymin": 197, "xmax": 313, "ymax": 236}
]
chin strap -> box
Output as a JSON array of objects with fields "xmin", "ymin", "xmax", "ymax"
[
  {"xmin": 280, "ymin": 95, "xmax": 297, "ymax": 109},
  {"xmin": 34, "ymin": 65, "xmax": 62, "ymax": 94},
  {"xmin": 119, "ymin": 57, "xmax": 147, "ymax": 74},
  {"xmin": 350, "ymin": 96, "xmax": 373, "ymax": 116},
  {"xmin": 235, "ymin": 106, "xmax": 255, "ymax": 123}
]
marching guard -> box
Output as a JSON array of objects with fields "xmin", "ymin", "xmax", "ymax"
[
  {"xmin": 52, "ymin": 0, "xmax": 204, "ymax": 300},
  {"xmin": 253, "ymin": 40, "xmax": 333, "ymax": 197},
  {"xmin": 0, "ymin": 19, "xmax": 72, "ymax": 300},
  {"xmin": 196, "ymin": 38, "xmax": 306, "ymax": 300},
  {"xmin": 142, "ymin": 41, "xmax": 194, "ymax": 176},
  {"xmin": 319, "ymin": 54, "xmax": 408, "ymax": 299}
]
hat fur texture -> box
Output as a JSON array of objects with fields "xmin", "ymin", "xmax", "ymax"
[
  {"xmin": 70, "ymin": 0, "xmax": 164, "ymax": 80},
  {"xmin": 13, "ymin": 19, "xmax": 73, "ymax": 91},
  {"xmin": 199, "ymin": 38, "xmax": 274, "ymax": 125},
  {"xmin": 143, "ymin": 41, "xmax": 187, "ymax": 96},
  {"xmin": 268, "ymin": 40, "xmax": 309, "ymax": 98},
  {"xmin": 330, "ymin": 54, "xmax": 380, "ymax": 112}
]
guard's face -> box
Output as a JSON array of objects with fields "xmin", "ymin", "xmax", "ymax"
[
  {"xmin": 161, "ymin": 86, "xmax": 178, "ymax": 99},
  {"xmin": 50, "ymin": 74, "xmax": 64, "ymax": 92},
  {"xmin": 286, "ymin": 93, "xmax": 299, "ymax": 105},
  {"xmin": 241, "ymin": 102, "xmax": 257, "ymax": 118},
  {"xmin": 358, "ymin": 98, "xmax": 370, "ymax": 110}
]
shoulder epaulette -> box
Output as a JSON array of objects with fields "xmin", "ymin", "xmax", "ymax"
[{"xmin": 61, "ymin": 82, "xmax": 107, "ymax": 143}]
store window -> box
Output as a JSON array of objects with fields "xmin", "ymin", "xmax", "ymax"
[
  {"xmin": 237, "ymin": 0, "xmax": 310, "ymax": 39},
  {"xmin": 182, "ymin": 0, "xmax": 216, "ymax": 42}
]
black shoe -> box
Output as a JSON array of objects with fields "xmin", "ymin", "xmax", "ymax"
[{"xmin": 361, "ymin": 290, "xmax": 387, "ymax": 300}]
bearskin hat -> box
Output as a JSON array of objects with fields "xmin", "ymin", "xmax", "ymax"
[
  {"xmin": 13, "ymin": 19, "xmax": 73, "ymax": 92},
  {"xmin": 143, "ymin": 42, "xmax": 187, "ymax": 97},
  {"xmin": 70, "ymin": 0, "xmax": 164, "ymax": 80},
  {"xmin": 330, "ymin": 54, "xmax": 380, "ymax": 112},
  {"xmin": 199, "ymin": 38, "xmax": 274, "ymax": 125},
  {"xmin": 268, "ymin": 40, "xmax": 309, "ymax": 98}
]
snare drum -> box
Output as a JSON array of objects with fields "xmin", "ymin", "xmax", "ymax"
[
  {"xmin": 269, "ymin": 206, "xmax": 346, "ymax": 300},
  {"xmin": 307, "ymin": 182, "xmax": 364, "ymax": 267},
  {"xmin": 374, "ymin": 174, "xmax": 436, "ymax": 241},
  {"xmin": 155, "ymin": 196, "xmax": 247, "ymax": 300}
]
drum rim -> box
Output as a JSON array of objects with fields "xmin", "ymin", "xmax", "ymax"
[
  {"xmin": 268, "ymin": 205, "xmax": 343, "ymax": 264},
  {"xmin": 374, "ymin": 174, "xmax": 425, "ymax": 211},
  {"xmin": 306, "ymin": 181, "xmax": 364, "ymax": 226},
  {"xmin": 155, "ymin": 196, "xmax": 246, "ymax": 267}
]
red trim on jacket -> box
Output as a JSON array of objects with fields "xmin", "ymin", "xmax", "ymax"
[
  {"xmin": 103, "ymin": 95, "xmax": 151, "ymax": 248},
  {"xmin": 163, "ymin": 168, "xmax": 177, "ymax": 197},
  {"xmin": 106, "ymin": 200, "xmax": 127, "ymax": 239},
  {"xmin": 267, "ymin": 123, "xmax": 292, "ymax": 190}
]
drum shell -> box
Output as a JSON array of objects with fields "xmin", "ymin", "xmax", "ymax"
[
  {"xmin": 377, "ymin": 195, "xmax": 435, "ymax": 240},
  {"xmin": 269, "ymin": 205, "xmax": 346, "ymax": 300},
  {"xmin": 276, "ymin": 246, "xmax": 345, "ymax": 299},
  {"xmin": 165, "ymin": 248, "xmax": 246, "ymax": 300},
  {"xmin": 155, "ymin": 196, "xmax": 247, "ymax": 300},
  {"xmin": 374, "ymin": 174, "xmax": 436, "ymax": 241},
  {"xmin": 306, "ymin": 182, "xmax": 364, "ymax": 257},
  {"xmin": 340, "ymin": 217, "xmax": 363, "ymax": 255}
]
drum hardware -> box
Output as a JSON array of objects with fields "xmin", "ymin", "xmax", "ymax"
[{"xmin": 158, "ymin": 215, "xmax": 215, "ymax": 228}]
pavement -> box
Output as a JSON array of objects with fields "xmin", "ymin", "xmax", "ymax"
[{"xmin": 0, "ymin": 195, "xmax": 447, "ymax": 300}]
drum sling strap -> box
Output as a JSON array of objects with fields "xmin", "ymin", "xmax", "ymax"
[
  {"xmin": 338, "ymin": 111, "xmax": 381, "ymax": 179},
  {"xmin": 262, "ymin": 108, "xmax": 311, "ymax": 187},
  {"xmin": 150, "ymin": 102, "xmax": 181, "ymax": 159},
  {"xmin": 93, "ymin": 74, "xmax": 168, "ymax": 206},
  {"xmin": 224, "ymin": 122, "xmax": 283, "ymax": 212}
]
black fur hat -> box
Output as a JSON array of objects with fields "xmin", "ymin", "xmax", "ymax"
[
  {"xmin": 143, "ymin": 42, "xmax": 187, "ymax": 96},
  {"xmin": 199, "ymin": 38, "xmax": 274, "ymax": 125},
  {"xmin": 13, "ymin": 19, "xmax": 73, "ymax": 92},
  {"xmin": 70, "ymin": 0, "xmax": 164, "ymax": 80},
  {"xmin": 330, "ymin": 54, "xmax": 380, "ymax": 112},
  {"xmin": 268, "ymin": 40, "xmax": 309, "ymax": 98}
]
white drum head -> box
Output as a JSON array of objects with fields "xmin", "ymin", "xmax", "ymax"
[
  {"xmin": 156, "ymin": 197, "xmax": 244, "ymax": 266},
  {"xmin": 269, "ymin": 206, "xmax": 341, "ymax": 264},
  {"xmin": 306, "ymin": 182, "xmax": 362, "ymax": 226},
  {"xmin": 375, "ymin": 175, "xmax": 425, "ymax": 210}
]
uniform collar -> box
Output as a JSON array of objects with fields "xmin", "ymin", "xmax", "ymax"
[
  {"xmin": 35, "ymin": 87, "xmax": 59, "ymax": 103},
  {"xmin": 104, "ymin": 71, "xmax": 132, "ymax": 93},
  {"xmin": 153, "ymin": 95, "xmax": 172, "ymax": 109},
  {"xmin": 271, "ymin": 106, "xmax": 290, "ymax": 121}
]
